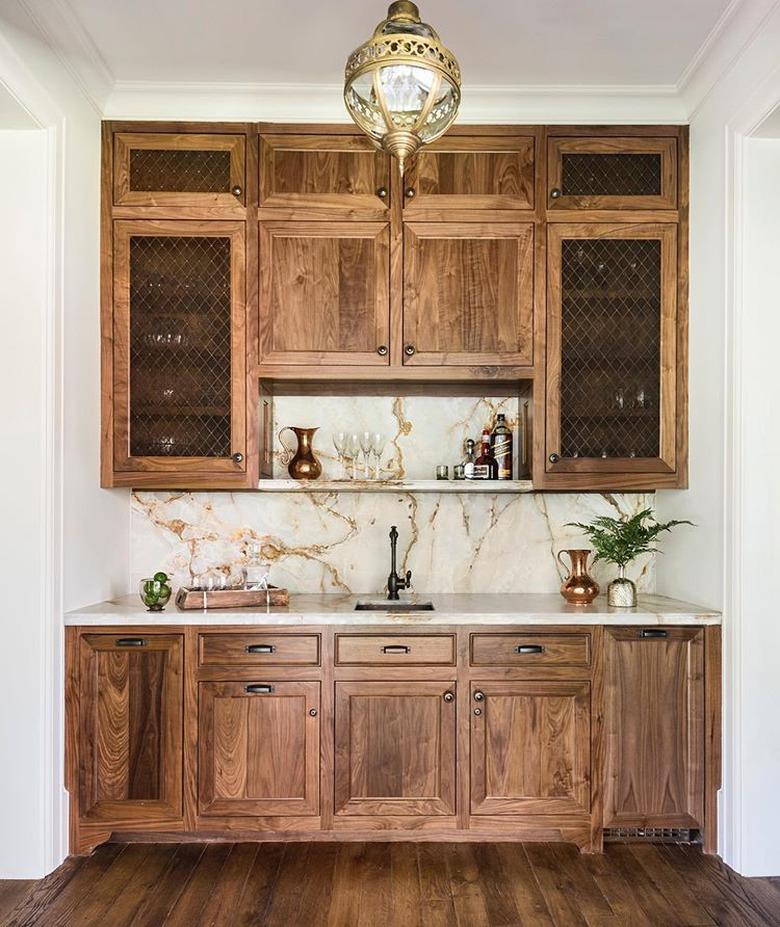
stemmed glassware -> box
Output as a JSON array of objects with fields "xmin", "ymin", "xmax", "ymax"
[
  {"xmin": 332, "ymin": 431, "xmax": 348, "ymax": 479},
  {"xmin": 371, "ymin": 432, "xmax": 387, "ymax": 480},
  {"xmin": 332, "ymin": 430, "xmax": 387, "ymax": 480},
  {"xmin": 359, "ymin": 431, "xmax": 373, "ymax": 479},
  {"xmin": 346, "ymin": 433, "xmax": 361, "ymax": 480}
]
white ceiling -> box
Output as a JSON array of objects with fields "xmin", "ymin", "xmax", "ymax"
[
  {"xmin": 66, "ymin": 0, "xmax": 732, "ymax": 87},
  {"xmin": 0, "ymin": 86, "xmax": 37, "ymax": 129}
]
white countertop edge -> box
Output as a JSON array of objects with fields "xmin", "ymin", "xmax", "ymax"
[{"xmin": 65, "ymin": 593, "xmax": 722, "ymax": 627}]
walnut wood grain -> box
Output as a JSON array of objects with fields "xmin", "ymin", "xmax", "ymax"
[
  {"xmin": 470, "ymin": 632, "xmax": 591, "ymax": 666},
  {"xmin": 334, "ymin": 634, "xmax": 455, "ymax": 665},
  {"xmin": 604, "ymin": 626, "xmax": 705, "ymax": 828},
  {"xmin": 199, "ymin": 633, "xmax": 320, "ymax": 666}
]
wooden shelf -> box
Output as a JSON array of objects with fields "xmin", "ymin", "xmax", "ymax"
[{"xmin": 256, "ymin": 478, "xmax": 534, "ymax": 494}]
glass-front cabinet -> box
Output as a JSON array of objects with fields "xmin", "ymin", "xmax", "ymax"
[
  {"xmin": 110, "ymin": 220, "xmax": 247, "ymax": 481},
  {"xmin": 545, "ymin": 223, "xmax": 678, "ymax": 481}
]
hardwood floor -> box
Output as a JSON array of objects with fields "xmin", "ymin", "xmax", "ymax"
[{"xmin": 2, "ymin": 842, "xmax": 780, "ymax": 927}]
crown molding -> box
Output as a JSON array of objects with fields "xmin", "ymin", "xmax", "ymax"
[{"xmin": 103, "ymin": 80, "xmax": 688, "ymax": 124}]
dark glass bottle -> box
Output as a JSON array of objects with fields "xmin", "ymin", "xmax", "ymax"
[
  {"xmin": 490, "ymin": 413, "xmax": 513, "ymax": 480},
  {"xmin": 472, "ymin": 429, "xmax": 498, "ymax": 480},
  {"xmin": 462, "ymin": 438, "xmax": 477, "ymax": 480}
]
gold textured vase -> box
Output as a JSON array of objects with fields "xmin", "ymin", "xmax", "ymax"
[
  {"xmin": 558, "ymin": 549, "xmax": 600, "ymax": 605},
  {"xmin": 278, "ymin": 426, "xmax": 322, "ymax": 480}
]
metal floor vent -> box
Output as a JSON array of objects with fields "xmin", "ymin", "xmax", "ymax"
[{"xmin": 603, "ymin": 827, "xmax": 700, "ymax": 844}]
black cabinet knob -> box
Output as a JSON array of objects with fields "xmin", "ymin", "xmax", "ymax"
[
  {"xmin": 443, "ymin": 691, "xmax": 454, "ymax": 703},
  {"xmin": 232, "ymin": 185, "xmax": 242, "ymax": 197},
  {"xmin": 377, "ymin": 345, "xmax": 388, "ymax": 356},
  {"xmin": 549, "ymin": 453, "xmax": 560, "ymax": 464},
  {"xmin": 232, "ymin": 452, "xmax": 244, "ymax": 464},
  {"xmin": 404, "ymin": 344, "xmax": 416, "ymax": 357},
  {"xmin": 473, "ymin": 690, "xmax": 485, "ymax": 702},
  {"xmin": 405, "ymin": 187, "xmax": 415, "ymax": 198},
  {"xmin": 377, "ymin": 187, "xmax": 388, "ymax": 198},
  {"xmin": 550, "ymin": 188, "xmax": 562, "ymax": 199}
]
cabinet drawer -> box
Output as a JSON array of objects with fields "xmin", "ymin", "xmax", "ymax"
[
  {"xmin": 470, "ymin": 633, "xmax": 591, "ymax": 666},
  {"xmin": 199, "ymin": 633, "xmax": 320, "ymax": 666},
  {"xmin": 335, "ymin": 634, "xmax": 455, "ymax": 665}
]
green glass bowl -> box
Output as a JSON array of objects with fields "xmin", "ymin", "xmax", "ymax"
[{"xmin": 138, "ymin": 577, "xmax": 172, "ymax": 612}]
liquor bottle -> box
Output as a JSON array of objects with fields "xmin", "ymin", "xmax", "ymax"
[
  {"xmin": 490, "ymin": 413, "xmax": 513, "ymax": 480},
  {"xmin": 472, "ymin": 429, "xmax": 498, "ymax": 480},
  {"xmin": 462, "ymin": 438, "xmax": 477, "ymax": 479}
]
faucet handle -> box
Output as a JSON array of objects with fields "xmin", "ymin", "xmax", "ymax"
[{"xmin": 405, "ymin": 569, "xmax": 412, "ymax": 587}]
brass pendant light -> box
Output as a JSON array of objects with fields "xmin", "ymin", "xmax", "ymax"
[{"xmin": 344, "ymin": 1, "xmax": 461, "ymax": 175}]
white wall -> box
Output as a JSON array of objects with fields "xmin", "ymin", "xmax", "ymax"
[
  {"xmin": 0, "ymin": 129, "xmax": 48, "ymax": 878},
  {"xmin": 0, "ymin": 3, "xmax": 130, "ymax": 877}
]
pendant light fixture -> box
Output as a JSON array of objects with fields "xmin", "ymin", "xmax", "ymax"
[{"xmin": 343, "ymin": 1, "xmax": 461, "ymax": 175}]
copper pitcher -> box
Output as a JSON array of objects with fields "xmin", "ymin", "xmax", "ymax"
[
  {"xmin": 557, "ymin": 549, "xmax": 600, "ymax": 605},
  {"xmin": 278, "ymin": 426, "xmax": 322, "ymax": 480}
]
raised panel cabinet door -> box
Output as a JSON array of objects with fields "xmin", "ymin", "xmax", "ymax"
[
  {"xmin": 114, "ymin": 132, "xmax": 246, "ymax": 208},
  {"xmin": 470, "ymin": 681, "xmax": 591, "ymax": 816},
  {"xmin": 605, "ymin": 627, "xmax": 705, "ymax": 828},
  {"xmin": 259, "ymin": 134, "xmax": 390, "ymax": 217},
  {"xmin": 403, "ymin": 222, "xmax": 534, "ymax": 366},
  {"xmin": 112, "ymin": 220, "xmax": 247, "ymax": 475},
  {"xmin": 259, "ymin": 221, "xmax": 390, "ymax": 365},
  {"xmin": 403, "ymin": 135, "xmax": 535, "ymax": 216},
  {"xmin": 547, "ymin": 136, "xmax": 677, "ymax": 210},
  {"xmin": 334, "ymin": 681, "xmax": 456, "ymax": 816},
  {"xmin": 546, "ymin": 223, "xmax": 678, "ymax": 477},
  {"xmin": 77, "ymin": 634, "xmax": 183, "ymax": 824},
  {"xmin": 198, "ymin": 680, "xmax": 320, "ymax": 817}
]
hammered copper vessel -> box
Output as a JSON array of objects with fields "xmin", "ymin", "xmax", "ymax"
[
  {"xmin": 278, "ymin": 426, "xmax": 322, "ymax": 480},
  {"xmin": 558, "ymin": 549, "xmax": 600, "ymax": 605}
]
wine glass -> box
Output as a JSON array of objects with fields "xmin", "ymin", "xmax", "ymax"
[
  {"xmin": 346, "ymin": 433, "xmax": 361, "ymax": 480},
  {"xmin": 371, "ymin": 432, "xmax": 387, "ymax": 480},
  {"xmin": 359, "ymin": 431, "xmax": 372, "ymax": 479},
  {"xmin": 332, "ymin": 431, "xmax": 347, "ymax": 480}
]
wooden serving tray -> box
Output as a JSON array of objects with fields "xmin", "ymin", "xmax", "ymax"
[{"xmin": 175, "ymin": 585, "xmax": 289, "ymax": 610}]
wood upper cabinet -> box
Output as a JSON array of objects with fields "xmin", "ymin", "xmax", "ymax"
[
  {"xmin": 198, "ymin": 680, "xmax": 320, "ymax": 817},
  {"xmin": 605, "ymin": 627, "xmax": 704, "ymax": 828},
  {"xmin": 403, "ymin": 222, "xmax": 535, "ymax": 366},
  {"xmin": 109, "ymin": 220, "xmax": 247, "ymax": 481},
  {"xmin": 545, "ymin": 222, "xmax": 678, "ymax": 482},
  {"xmin": 470, "ymin": 681, "xmax": 591, "ymax": 816},
  {"xmin": 76, "ymin": 634, "xmax": 183, "ymax": 824},
  {"xmin": 547, "ymin": 136, "xmax": 677, "ymax": 211},
  {"xmin": 114, "ymin": 132, "xmax": 246, "ymax": 208},
  {"xmin": 334, "ymin": 681, "xmax": 456, "ymax": 816},
  {"xmin": 259, "ymin": 221, "xmax": 390, "ymax": 365},
  {"xmin": 259, "ymin": 133, "xmax": 390, "ymax": 218},
  {"xmin": 403, "ymin": 135, "xmax": 535, "ymax": 217}
]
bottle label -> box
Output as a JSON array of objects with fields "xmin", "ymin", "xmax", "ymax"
[
  {"xmin": 471, "ymin": 464, "xmax": 492, "ymax": 480},
  {"xmin": 492, "ymin": 435, "xmax": 512, "ymax": 480}
]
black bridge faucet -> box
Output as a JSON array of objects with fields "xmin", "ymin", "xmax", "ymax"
[{"xmin": 387, "ymin": 526, "xmax": 412, "ymax": 600}]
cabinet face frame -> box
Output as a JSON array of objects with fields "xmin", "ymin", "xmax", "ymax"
[
  {"xmin": 403, "ymin": 221, "xmax": 535, "ymax": 367},
  {"xmin": 604, "ymin": 626, "xmax": 705, "ymax": 829},
  {"xmin": 403, "ymin": 135, "xmax": 536, "ymax": 217},
  {"xmin": 334, "ymin": 680, "xmax": 457, "ymax": 816},
  {"xmin": 111, "ymin": 219, "xmax": 247, "ymax": 475},
  {"xmin": 547, "ymin": 136, "xmax": 677, "ymax": 211},
  {"xmin": 258, "ymin": 221, "xmax": 391, "ymax": 366},
  {"xmin": 469, "ymin": 680, "xmax": 591, "ymax": 816},
  {"xmin": 545, "ymin": 222, "xmax": 678, "ymax": 476},
  {"xmin": 198, "ymin": 680, "xmax": 320, "ymax": 817},
  {"xmin": 77, "ymin": 633, "xmax": 183, "ymax": 825},
  {"xmin": 259, "ymin": 133, "xmax": 391, "ymax": 218},
  {"xmin": 114, "ymin": 132, "xmax": 246, "ymax": 208}
]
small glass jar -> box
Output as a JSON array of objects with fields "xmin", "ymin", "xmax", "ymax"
[
  {"xmin": 453, "ymin": 464, "xmax": 465, "ymax": 480},
  {"xmin": 138, "ymin": 576, "xmax": 172, "ymax": 612},
  {"xmin": 435, "ymin": 465, "xmax": 449, "ymax": 480}
]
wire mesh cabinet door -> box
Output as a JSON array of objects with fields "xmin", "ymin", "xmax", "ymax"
[
  {"xmin": 111, "ymin": 220, "xmax": 247, "ymax": 478},
  {"xmin": 545, "ymin": 223, "xmax": 679, "ymax": 485}
]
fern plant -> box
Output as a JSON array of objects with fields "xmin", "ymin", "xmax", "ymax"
[{"xmin": 566, "ymin": 508, "xmax": 692, "ymax": 569}]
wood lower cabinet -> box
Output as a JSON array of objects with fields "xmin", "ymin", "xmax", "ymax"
[
  {"xmin": 73, "ymin": 633, "xmax": 183, "ymax": 826},
  {"xmin": 334, "ymin": 681, "xmax": 457, "ymax": 817},
  {"xmin": 198, "ymin": 680, "xmax": 320, "ymax": 817},
  {"xmin": 604, "ymin": 627, "xmax": 705, "ymax": 828},
  {"xmin": 470, "ymin": 680, "xmax": 591, "ymax": 816}
]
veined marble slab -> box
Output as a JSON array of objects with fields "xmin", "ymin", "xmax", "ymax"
[{"xmin": 65, "ymin": 593, "xmax": 721, "ymax": 627}]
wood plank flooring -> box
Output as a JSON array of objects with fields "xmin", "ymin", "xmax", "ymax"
[{"xmin": 2, "ymin": 842, "xmax": 780, "ymax": 927}]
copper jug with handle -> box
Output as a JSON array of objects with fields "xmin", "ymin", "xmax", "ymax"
[
  {"xmin": 557, "ymin": 549, "xmax": 600, "ymax": 605},
  {"xmin": 278, "ymin": 426, "xmax": 322, "ymax": 480}
]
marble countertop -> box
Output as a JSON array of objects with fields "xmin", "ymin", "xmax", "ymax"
[{"xmin": 65, "ymin": 593, "xmax": 721, "ymax": 627}]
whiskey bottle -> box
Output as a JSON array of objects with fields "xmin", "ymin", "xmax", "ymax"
[
  {"xmin": 491, "ymin": 413, "xmax": 513, "ymax": 480},
  {"xmin": 472, "ymin": 429, "xmax": 498, "ymax": 480},
  {"xmin": 462, "ymin": 438, "xmax": 477, "ymax": 479}
]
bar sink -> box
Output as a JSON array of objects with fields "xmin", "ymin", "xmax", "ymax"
[{"xmin": 354, "ymin": 601, "xmax": 435, "ymax": 611}]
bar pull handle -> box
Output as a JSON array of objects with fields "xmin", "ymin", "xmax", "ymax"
[
  {"xmin": 246, "ymin": 644, "xmax": 275, "ymax": 654},
  {"xmin": 382, "ymin": 645, "xmax": 411, "ymax": 654},
  {"xmin": 116, "ymin": 638, "xmax": 147, "ymax": 647},
  {"xmin": 245, "ymin": 684, "xmax": 274, "ymax": 694},
  {"xmin": 515, "ymin": 644, "xmax": 545, "ymax": 654},
  {"xmin": 640, "ymin": 629, "xmax": 669, "ymax": 639}
]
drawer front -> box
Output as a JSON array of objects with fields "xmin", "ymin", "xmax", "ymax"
[
  {"xmin": 470, "ymin": 633, "xmax": 591, "ymax": 666},
  {"xmin": 199, "ymin": 633, "xmax": 320, "ymax": 666},
  {"xmin": 335, "ymin": 634, "xmax": 455, "ymax": 665}
]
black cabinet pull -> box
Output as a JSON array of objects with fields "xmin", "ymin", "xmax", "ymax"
[
  {"xmin": 549, "ymin": 453, "xmax": 560, "ymax": 464},
  {"xmin": 116, "ymin": 638, "xmax": 147, "ymax": 647},
  {"xmin": 640, "ymin": 629, "xmax": 669, "ymax": 639},
  {"xmin": 382, "ymin": 645, "xmax": 411, "ymax": 654},
  {"xmin": 550, "ymin": 187, "xmax": 562, "ymax": 199},
  {"xmin": 245, "ymin": 684, "xmax": 274, "ymax": 694},
  {"xmin": 246, "ymin": 644, "xmax": 275, "ymax": 654},
  {"xmin": 515, "ymin": 644, "xmax": 545, "ymax": 654}
]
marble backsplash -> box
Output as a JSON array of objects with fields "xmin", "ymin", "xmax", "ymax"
[{"xmin": 130, "ymin": 396, "xmax": 656, "ymax": 595}]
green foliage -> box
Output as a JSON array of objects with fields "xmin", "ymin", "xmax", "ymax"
[{"xmin": 566, "ymin": 508, "xmax": 693, "ymax": 568}]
